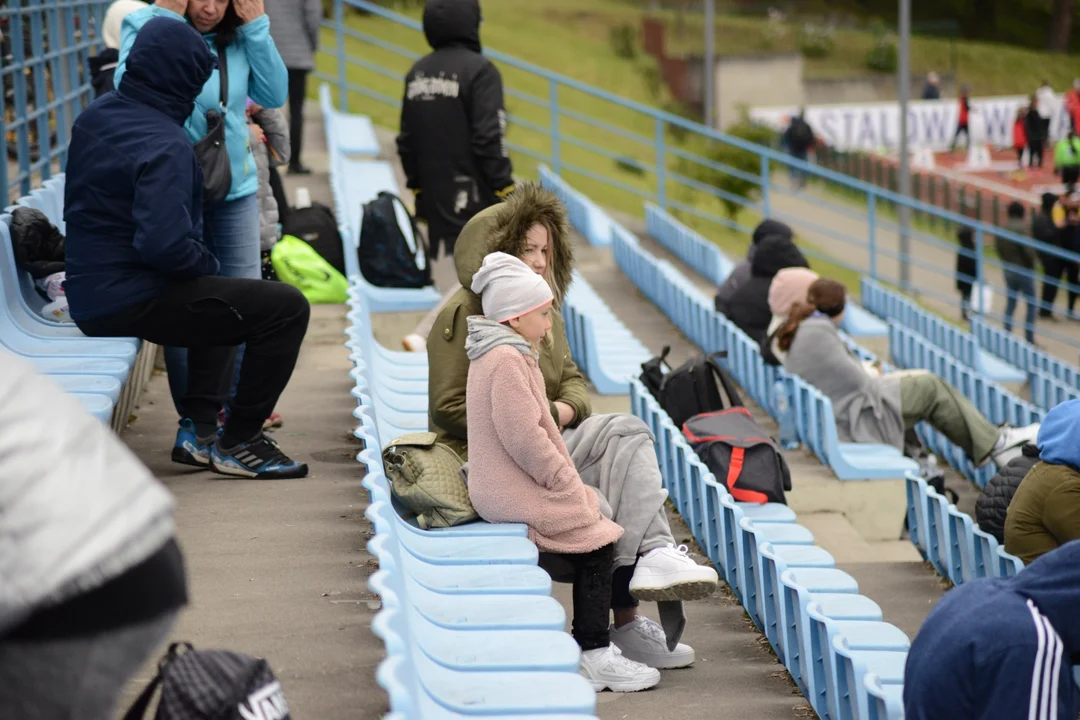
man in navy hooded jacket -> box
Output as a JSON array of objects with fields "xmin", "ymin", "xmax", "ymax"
[
  {"xmin": 64, "ymin": 17, "xmax": 310, "ymax": 480},
  {"xmin": 903, "ymin": 540, "xmax": 1080, "ymax": 719}
]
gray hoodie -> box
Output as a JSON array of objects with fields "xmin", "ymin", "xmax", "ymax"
[{"xmin": 249, "ymin": 106, "xmax": 291, "ymax": 252}]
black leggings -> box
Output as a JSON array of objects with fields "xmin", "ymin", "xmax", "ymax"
[
  {"xmin": 287, "ymin": 68, "xmax": 308, "ymax": 168},
  {"xmin": 1041, "ymin": 259, "xmax": 1080, "ymax": 315},
  {"xmin": 546, "ymin": 544, "xmax": 616, "ymax": 651}
]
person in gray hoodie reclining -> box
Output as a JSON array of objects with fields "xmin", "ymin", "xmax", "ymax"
[{"xmin": 779, "ymin": 277, "xmax": 1039, "ymax": 469}]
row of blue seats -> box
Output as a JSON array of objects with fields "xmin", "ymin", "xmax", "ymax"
[
  {"xmin": 643, "ymin": 204, "xmax": 890, "ymax": 340},
  {"xmin": 905, "ymin": 473, "xmax": 1023, "ymax": 585},
  {"xmin": 861, "ymin": 278, "xmax": 1027, "ymax": 385},
  {"xmin": 968, "ymin": 316, "xmax": 1080, "ymax": 409},
  {"xmin": 610, "ymin": 216, "xmax": 919, "ymax": 481},
  {"xmin": 630, "ymin": 379, "xmax": 907, "ymax": 720},
  {"xmin": 344, "ymin": 284, "xmax": 599, "ymax": 718},
  {"xmin": 563, "ymin": 271, "xmax": 651, "ymax": 395},
  {"xmin": 322, "ymin": 84, "xmax": 443, "ymax": 314},
  {"xmin": 1, "ymin": 175, "xmax": 147, "ymax": 427},
  {"xmin": 888, "ymin": 323, "xmax": 1043, "ymax": 488}
]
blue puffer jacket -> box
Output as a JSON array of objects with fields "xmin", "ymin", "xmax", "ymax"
[{"xmin": 113, "ymin": 5, "xmax": 288, "ymax": 203}]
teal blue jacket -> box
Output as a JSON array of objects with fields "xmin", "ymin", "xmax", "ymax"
[{"xmin": 114, "ymin": 5, "xmax": 289, "ymax": 202}]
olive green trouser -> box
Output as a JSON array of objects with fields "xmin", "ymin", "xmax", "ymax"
[{"xmin": 899, "ymin": 371, "xmax": 1001, "ymax": 463}]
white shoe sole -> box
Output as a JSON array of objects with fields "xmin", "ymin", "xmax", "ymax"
[
  {"xmin": 629, "ymin": 576, "xmax": 719, "ymax": 602},
  {"xmin": 587, "ymin": 674, "xmax": 661, "ymax": 693},
  {"xmin": 616, "ymin": 645, "xmax": 696, "ymax": 670}
]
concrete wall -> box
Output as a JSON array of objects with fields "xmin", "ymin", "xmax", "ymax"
[
  {"xmin": 806, "ymin": 75, "xmax": 956, "ymax": 105},
  {"xmin": 715, "ymin": 53, "xmax": 804, "ymax": 130}
]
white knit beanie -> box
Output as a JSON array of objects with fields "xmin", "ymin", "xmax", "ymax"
[
  {"xmin": 471, "ymin": 252, "xmax": 553, "ymax": 323},
  {"xmin": 103, "ymin": 0, "xmax": 149, "ymax": 50}
]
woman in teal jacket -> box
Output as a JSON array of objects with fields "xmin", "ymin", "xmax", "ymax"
[{"xmin": 114, "ymin": 0, "xmax": 289, "ymax": 424}]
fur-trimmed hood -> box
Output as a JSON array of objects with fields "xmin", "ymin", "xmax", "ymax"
[{"xmin": 453, "ymin": 182, "xmax": 574, "ymax": 305}]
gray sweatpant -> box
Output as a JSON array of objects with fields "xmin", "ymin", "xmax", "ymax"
[{"xmin": 0, "ymin": 612, "xmax": 177, "ymax": 720}]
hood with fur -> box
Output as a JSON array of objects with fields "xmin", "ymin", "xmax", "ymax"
[{"xmin": 453, "ymin": 182, "xmax": 573, "ymax": 305}]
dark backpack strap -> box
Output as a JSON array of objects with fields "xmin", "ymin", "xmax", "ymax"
[
  {"xmin": 705, "ymin": 352, "xmax": 743, "ymax": 408},
  {"xmin": 120, "ymin": 642, "xmax": 193, "ymax": 720},
  {"xmin": 383, "ymin": 192, "xmax": 430, "ymax": 260}
]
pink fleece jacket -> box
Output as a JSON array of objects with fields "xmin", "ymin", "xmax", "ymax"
[{"xmin": 466, "ymin": 344, "xmax": 624, "ymax": 554}]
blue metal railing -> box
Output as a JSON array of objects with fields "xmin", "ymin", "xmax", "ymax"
[
  {"xmin": 4, "ymin": 0, "xmax": 1080, "ymax": 354},
  {"xmin": 1, "ymin": 0, "xmax": 110, "ymax": 204},
  {"xmin": 320, "ymin": 0, "xmax": 1080, "ymax": 355}
]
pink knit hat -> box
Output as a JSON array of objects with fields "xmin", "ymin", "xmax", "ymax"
[{"xmin": 768, "ymin": 267, "xmax": 820, "ymax": 316}]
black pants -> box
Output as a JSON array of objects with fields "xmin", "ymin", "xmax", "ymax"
[
  {"xmin": 952, "ymin": 123, "xmax": 969, "ymax": 149},
  {"xmin": 1042, "ymin": 258, "xmax": 1080, "ymax": 315},
  {"xmin": 287, "ymin": 68, "xmax": 309, "ymax": 168},
  {"xmin": 77, "ymin": 277, "xmax": 310, "ymax": 441},
  {"xmin": 1063, "ymin": 166, "xmax": 1080, "ymax": 193},
  {"xmin": 543, "ymin": 544, "xmax": 615, "ymax": 651},
  {"xmin": 1028, "ymin": 139, "xmax": 1044, "ymax": 168}
]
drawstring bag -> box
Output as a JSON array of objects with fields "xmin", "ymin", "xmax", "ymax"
[
  {"xmin": 271, "ymin": 234, "xmax": 348, "ymax": 304},
  {"xmin": 122, "ymin": 642, "xmax": 290, "ymax": 720}
]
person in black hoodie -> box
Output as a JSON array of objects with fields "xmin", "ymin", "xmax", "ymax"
[
  {"xmin": 975, "ymin": 443, "xmax": 1039, "ymax": 544},
  {"xmin": 955, "ymin": 225, "xmax": 977, "ymax": 321},
  {"xmin": 903, "ymin": 539, "xmax": 1080, "ymax": 720},
  {"xmin": 396, "ymin": 0, "xmax": 515, "ymax": 260},
  {"xmin": 64, "ymin": 17, "xmax": 311, "ymax": 480},
  {"xmin": 722, "ymin": 227, "xmax": 809, "ymax": 346},
  {"xmin": 714, "ymin": 218, "xmax": 790, "ymax": 314}
]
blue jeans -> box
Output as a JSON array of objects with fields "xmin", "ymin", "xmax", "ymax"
[
  {"xmin": 789, "ymin": 148, "xmax": 809, "ymax": 188},
  {"xmin": 165, "ymin": 194, "xmax": 261, "ymax": 417},
  {"xmin": 1003, "ymin": 269, "xmax": 1037, "ymax": 343}
]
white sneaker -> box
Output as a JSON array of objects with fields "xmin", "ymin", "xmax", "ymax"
[
  {"xmin": 611, "ymin": 616, "xmax": 695, "ymax": 669},
  {"xmin": 629, "ymin": 544, "xmax": 720, "ymax": 602},
  {"xmin": 579, "ymin": 643, "xmax": 661, "ymax": 692},
  {"xmin": 990, "ymin": 423, "xmax": 1040, "ymax": 466},
  {"xmin": 401, "ymin": 333, "xmax": 427, "ymax": 352}
]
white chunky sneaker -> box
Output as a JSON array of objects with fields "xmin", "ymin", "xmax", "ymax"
[
  {"xmin": 990, "ymin": 424, "xmax": 1040, "ymax": 466},
  {"xmin": 579, "ymin": 643, "xmax": 661, "ymax": 692},
  {"xmin": 611, "ymin": 616, "xmax": 695, "ymax": 669},
  {"xmin": 629, "ymin": 544, "xmax": 720, "ymax": 602},
  {"xmin": 401, "ymin": 333, "xmax": 427, "ymax": 352}
]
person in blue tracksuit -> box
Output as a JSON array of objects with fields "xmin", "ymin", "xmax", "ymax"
[
  {"xmin": 113, "ymin": 0, "xmax": 289, "ymax": 423},
  {"xmin": 64, "ymin": 17, "xmax": 310, "ymax": 479},
  {"xmin": 903, "ymin": 540, "xmax": 1080, "ymax": 719}
]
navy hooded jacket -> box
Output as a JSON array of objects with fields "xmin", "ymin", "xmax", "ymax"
[
  {"xmin": 64, "ymin": 17, "xmax": 219, "ymax": 322},
  {"xmin": 903, "ymin": 540, "xmax": 1080, "ymax": 720}
]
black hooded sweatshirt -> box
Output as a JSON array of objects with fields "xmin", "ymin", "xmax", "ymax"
[
  {"xmin": 395, "ymin": 0, "xmax": 514, "ymax": 258},
  {"xmin": 724, "ymin": 231, "xmax": 809, "ymax": 346}
]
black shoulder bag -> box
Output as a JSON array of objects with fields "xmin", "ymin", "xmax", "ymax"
[{"xmin": 193, "ymin": 40, "xmax": 232, "ymax": 205}]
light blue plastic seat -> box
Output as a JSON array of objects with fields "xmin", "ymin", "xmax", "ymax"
[
  {"xmin": 863, "ymin": 672, "xmax": 904, "ymax": 720},
  {"xmin": 75, "ymin": 393, "xmax": 114, "ymax": 423},
  {"xmin": 831, "ymin": 636, "xmax": 907, "ymax": 720}
]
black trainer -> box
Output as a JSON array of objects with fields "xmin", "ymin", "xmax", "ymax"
[{"xmin": 209, "ymin": 433, "xmax": 308, "ymax": 479}]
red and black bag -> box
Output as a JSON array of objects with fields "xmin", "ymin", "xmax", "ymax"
[{"xmin": 683, "ymin": 408, "xmax": 791, "ymax": 505}]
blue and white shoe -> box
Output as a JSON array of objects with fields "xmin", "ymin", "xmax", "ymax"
[
  {"xmin": 171, "ymin": 419, "xmax": 214, "ymax": 467},
  {"xmin": 209, "ymin": 433, "xmax": 308, "ymax": 479}
]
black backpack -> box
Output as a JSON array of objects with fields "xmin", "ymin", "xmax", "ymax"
[
  {"xmin": 683, "ymin": 409, "xmax": 792, "ymax": 505},
  {"xmin": 640, "ymin": 347, "xmax": 743, "ymax": 430},
  {"xmin": 281, "ymin": 202, "xmax": 345, "ymax": 275},
  {"xmin": 123, "ymin": 642, "xmax": 290, "ymax": 720},
  {"xmin": 358, "ymin": 192, "xmax": 431, "ymax": 289}
]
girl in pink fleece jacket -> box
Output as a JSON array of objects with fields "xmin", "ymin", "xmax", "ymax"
[{"xmin": 466, "ymin": 251, "xmax": 661, "ymax": 693}]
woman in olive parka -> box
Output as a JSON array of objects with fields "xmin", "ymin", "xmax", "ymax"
[{"xmin": 426, "ymin": 182, "xmax": 719, "ymax": 672}]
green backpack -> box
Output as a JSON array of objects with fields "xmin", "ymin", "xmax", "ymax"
[{"xmin": 270, "ymin": 234, "xmax": 348, "ymax": 304}]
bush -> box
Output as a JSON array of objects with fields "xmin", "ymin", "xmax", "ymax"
[
  {"xmin": 609, "ymin": 24, "xmax": 638, "ymax": 60},
  {"xmin": 798, "ymin": 22, "xmax": 835, "ymax": 59},
  {"xmin": 678, "ymin": 120, "xmax": 774, "ymax": 219},
  {"xmin": 866, "ymin": 22, "xmax": 898, "ymax": 72}
]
